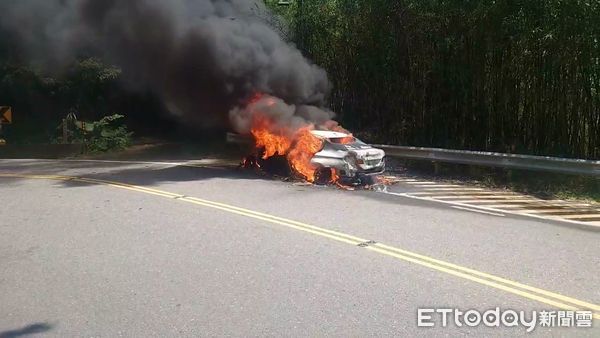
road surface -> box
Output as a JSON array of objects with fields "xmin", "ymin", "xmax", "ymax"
[{"xmin": 1, "ymin": 159, "xmax": 598, "ymax": 336}]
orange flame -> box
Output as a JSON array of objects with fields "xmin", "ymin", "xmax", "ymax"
[
  {"xmin": 251, "ymin": 114, "xmax": 291, "ymax": 159},
  {"xmin": 244, "ymin": 93, "xmax": 355, "ymax": 183},
  {"xmin": 249, "ymin": 112, "xmax": 323, "ymax": 182},
  {"xmin": 287, "ymin": 127, "xmax": 323, "ymax": 182},
  {"xmin": 322, "ymin": 120, "xmax": 354, "ymax": 144},
  {"xmin": 251, "ymin": 114, "xmax": 323, "ymax": 182},
  {"xmin": 330, "ymin": 168, "xmax": 340, "ymax": 183}
]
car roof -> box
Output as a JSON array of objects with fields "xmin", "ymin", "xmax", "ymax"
[{"xmin": 310, "ymin": 130, "xmax": 351, "ymax": 139}]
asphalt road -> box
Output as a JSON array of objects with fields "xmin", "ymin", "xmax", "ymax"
[{"xmin": 1, "ymin": 159, "xmax": 599, "ymax": 337}]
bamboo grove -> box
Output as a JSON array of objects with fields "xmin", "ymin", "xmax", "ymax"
[{"xmin": 266, "ymin": 0, "xmax": 600, "ymax": 159}]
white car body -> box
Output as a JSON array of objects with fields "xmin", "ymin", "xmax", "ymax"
[{"xmin": 309, "ymin": 130, "xmax": 386, "ymax": 179}]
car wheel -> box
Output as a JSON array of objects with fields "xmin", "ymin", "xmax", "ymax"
[
  {"xmin": 358, "ymin": 174, "xmax": 376, "ymax": 186},
  {"xmin": 314, "ymin": 167, "xmax": 332, "ymax": 185}
]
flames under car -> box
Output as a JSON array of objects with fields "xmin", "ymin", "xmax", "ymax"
[{"xmin": 229, "ymin": 130, "xmax": 386, "ymax": 184}]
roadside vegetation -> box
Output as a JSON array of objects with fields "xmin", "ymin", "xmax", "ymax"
[
  {"xmin": 0, "ymin": 1, "xmax": 597, "ymax": 186},
  {"xmin": 0, "ymin": 58, "xmax": 119, "ymax": 143},
  {"xmin": 266, "ymin": 0, "xmax": 600, "ymax": 160},
  {"xmin": 58, "ymin": 113, "xmax": 133, "ymax": 153},
  {"xmin": 0, "ymin": 57, "xmax": 169, "ymax": 149}
]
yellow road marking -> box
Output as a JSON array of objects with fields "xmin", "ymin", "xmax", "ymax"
[
  {"xmin": 2, "ymin": 172, "xmax": 599, "ymax": 319},
  {"xmin": 367, "ymin": 246, "xmax": 581, "ymax": 312},
  {"xmin": 372, "ymin": 243, "xmax": 600, "ymax": 312}
]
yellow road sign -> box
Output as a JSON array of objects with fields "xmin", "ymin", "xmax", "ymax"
[{"xmin": 0, "ymin": 106, "xmax": 12, "ymax": 124}]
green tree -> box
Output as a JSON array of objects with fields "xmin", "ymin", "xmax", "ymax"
[
  {"xmin": 266, "ymin": 0, "xmax": 600, "ymax": 159},
  {"xmin": 0, "ymin": 58, "xmax": 122, "ymax": 143}
]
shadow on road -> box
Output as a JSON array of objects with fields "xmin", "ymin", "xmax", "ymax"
[
  {"xmin": 0, "ymin": 158, "xmax": 276, "ymax": 189},
  {"xmin": 0, "ymin": 323, "xmax": 53, "ymax": 338},
  {"xmin": 59, "ymin": 164, "xmax": 271, "ymax": 188}
]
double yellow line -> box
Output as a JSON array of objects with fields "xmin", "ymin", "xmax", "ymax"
[{"xmin": 2, "ymin": 172, "xmax": 599, "ymax": 319}]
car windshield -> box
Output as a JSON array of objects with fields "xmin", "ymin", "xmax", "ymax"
[{"xmin": 328, "ymin": 136, "xmax": 357, "ymax": 144}]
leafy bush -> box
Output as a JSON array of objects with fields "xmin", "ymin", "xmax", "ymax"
[
  {"xmin": 72, "ymin": 114, "xmax": 133, "ymax": 153},
  {"xmin": 0, "ymin": 58, "xmax": 123, "ymax": 144}
]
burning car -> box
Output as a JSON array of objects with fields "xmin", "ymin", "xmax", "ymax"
[
  {"xmin": 229, "ymin": 129, "xmax": 386, "ymax": 185},
  {"xmin": 229, "ymin": 93, "xmax": 385, "ymax": 185},
  {"xmin": 308, "ymin": 130, "xmax": 385, "ymax": 183}
]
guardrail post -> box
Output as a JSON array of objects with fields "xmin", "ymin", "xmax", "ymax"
[
  {"xmin": 62, "ymin": 118, "xmax": 68, "ymax": 144},
  {"xmin": 433, "ymin": 161, "xmax": 441, "ymax": 175}
]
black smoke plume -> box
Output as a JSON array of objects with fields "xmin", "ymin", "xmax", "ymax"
[{"xmin": 0, "ymin": 0, "xmax": 331, "ymax": 128}]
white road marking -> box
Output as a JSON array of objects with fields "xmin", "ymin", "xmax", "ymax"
[
  {"xmin": 411, "ymin": 191, "xmax": 519, "ymax": 197},
  {"xmin": 484, "ymin": 203, "xmax": 593, "ymax": 209},
  {"xmin": 421, "ymin": 187, "xmax": 485, "ymax": 191},
  {"xmin": 392, "ymin": 178, "xmax": 419, "ymax": 182},
  {"xmin": 560, "ymin": 214, "xmax": 600, "ymax": 220},
  {"xmin": 384, "ymin": 192, "xmax": 600, "ymax": 229},
  {"xmin": 522, "ymin": 209, "xmax": 589, "ymax": 214},
  {"xmin": 381, "ymin": 175, "xmax": 600, "ymax": 227},
  {"xmin": 450, "ymin": 199, "xmax": 539, "ymax": 204},
  {"xmin": 480, "ymin": 204, "xmax": 534, "ymax": 209},
  {"xmin": 451, "ymin": 206, "xmax": 505, "ymax": 217},
  {"xmin": 427, "ymin": 196, "xmax": 531, "ymax": 201}
]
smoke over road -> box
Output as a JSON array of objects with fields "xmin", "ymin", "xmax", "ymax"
[{"xmin": 0, "ymin": 0, "xmax": 332, "ymax": 129}]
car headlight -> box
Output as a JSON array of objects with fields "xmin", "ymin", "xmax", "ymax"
[{"xmin": 344, "ymin": 156, "xmax": 358, "ymax": 169}]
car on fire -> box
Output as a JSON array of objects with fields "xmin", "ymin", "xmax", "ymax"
[
  {"xmin": 308, "ymin": 130, "xmax": 385, "ymax": 183},
  {"xmin": 227, "ymin": 130, "xmax": 386, "ymax": 184}
]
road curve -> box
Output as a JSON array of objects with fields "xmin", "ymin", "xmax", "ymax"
[{"xmin": 1, "ymin": 159, "xmax": 599, "ymax": 336}]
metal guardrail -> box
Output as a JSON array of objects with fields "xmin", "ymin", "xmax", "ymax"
[
  {"xmin": 226, "ymin": 132, "xmax": 251, "ymax": 145},
  {"xmin": 225, "ymin": 132, "xmax": 599, "ymax": 176},
  {"xmin": 373, "ymin": 145, "xmax": 600, "ymax": 176}
]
